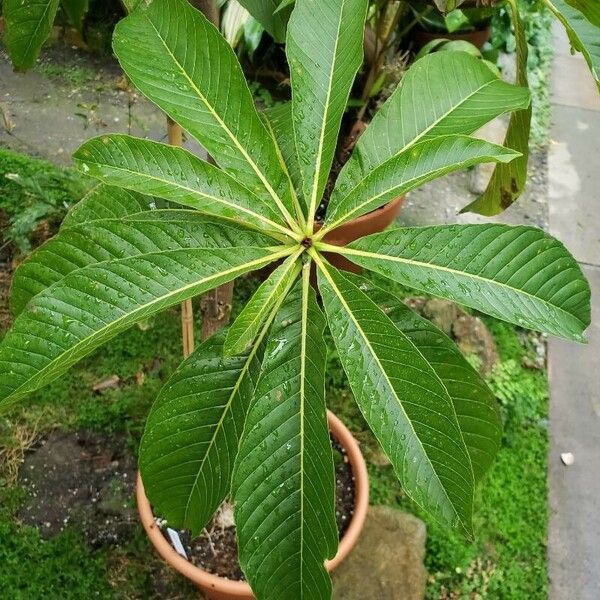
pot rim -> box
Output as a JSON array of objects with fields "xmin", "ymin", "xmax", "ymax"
[{"xmin": 136, "ymin": 410, "xmax": 369, "ymax": 596}]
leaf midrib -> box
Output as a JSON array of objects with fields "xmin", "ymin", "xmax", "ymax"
[
  {"xmin": 181, "ymin": 252, "xmax": 303, "ymax": 525},
  {"xmin": 328, "ymin": 74, "xmax": 523, "ymax": 220},
  {"xmin": 331, "ymin": 244, "xmax": 587, "ymax": 331},
  {"xmin": 2, "ymin": 248, "xmax": 292, "ymax": 406},
  {"xmin": 324, "ymin": 138, "xmax": 518, "ymax": 231},
  {"xmin": 313, "ymin": 253, "xmax": 467, "ymax": 532},
  {"xmin": 141, "ymin": 12, "xmax": 298, "ymax": 232},
  {"xmin": 78, "ymin": 156, "xmax": 293, "ymax": 240},
  {"xmin": 305, "ymin": 0, "xmax": 347, "ymax": 224}
]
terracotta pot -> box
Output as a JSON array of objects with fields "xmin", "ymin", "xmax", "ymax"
[
  {"xmin": 137, "ymin": 410, "xmax": 369, "ymax": 600},
  {"xmin": 314, "ymin": 197, "xmax": 403, "ymax": 276},
  {"xmin": 412, "ymin": 25, "xmax": 491, "ymax": 51}
]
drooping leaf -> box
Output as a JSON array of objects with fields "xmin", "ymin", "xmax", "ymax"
[
  {"xmin": 287, "ymin": 0, "xmax": 369, "ymax": 222},
  {"xmin": 139, "ymin": 327, "xmax": 262, "ymax": 535},
  {"xmin": 3, "ymin": 0, "xmax": 60, "ymax": 70},
  {"xmin": 236, "ymin": 0, "xmax": 292, "ymax": 43},
  {"xmin": 461, "ymin": 0, "xmax": 531, "ymax": 215},
  {"xmin": 113, "ymin": 0, "xmax": 300, "ymax": 228},
  {"xmin": 73, "ymin": 135, "xmax": 293, "ymax": 239},
  {"xmin": 262, "ymin": 103, "xmax": 305, "ymax": 213},
  {"xmin": 544, "ymin": 0, "xmax": 600, "ymax": 89},
  {"xmin": 233, "ymin": 271, "xmax": 337, "ymax": 600},
  {"xmin": 333, "ymin": 52, "xmax": 530, "ymax": 196},
  {"xmin": 221, "ymin": 0, "xmax": 251, "ymax": 47},
  {"xmin": 0, "ymin": 242, "xmax": 291, "ymax": 411},
  {"xmin": 61, "ymin": 0, "xmax": 89, "ymax": 31},
  {"xmin": 344, "ymin": 273, "xmax": 501, "ymax": 482},
  {"xmin": 224, "ymin": 252, "xmax": 302, "ymax": 356},
  {"xmin": 324, "ymin": 135, "xmax": 520, "ymax": 231},
  {"xmin": 316, "ymin": 261, "xmax": 474, "ymax": 534},
  {"xmin": 61, "ymin": 184, "xmax": 155, "ymax": 229},
  {"xmin": 333, "ymin": 224, "xmax": 590, "ymax": 341},
  {"xmin": 11, "ymin": 211, "xmax": 275, "ymax": 316}
]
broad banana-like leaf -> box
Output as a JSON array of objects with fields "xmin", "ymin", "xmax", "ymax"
[
  {"xmin": 221, "ymin": 0, "xmax": 251, "ymax": 47},
  {"xmin": 233, "ymin": 272, "xmax": 337, "ymax": 600},
  {"xmin": 236, "ymin": 0, "xmax": 292, "ymax": 43},
  {"xmin": 333, "ymin": 52, "xmax": 530, "ymax": 197},
  {"xmin": 287, "ymin": 0, "xmax": 369, "ymax": 222},
  {"xmin": 316, "ymin": 261, "xmax": 474, "ymax": 534},
  {"xmin": 74, "ymin": 135, "xmax": 293, "ymax": 239},
  {"xmin": 139, "ymin": 327, "xmax": 263, "ymax": 535},
  {"xmin": 344, "ymin": 273, "xmax": 501, "ymax": 482},
  {"xmin": 0, "ymin": 242, "xmax": 292, "ymax": 411},
  {"xmin": 324, "ymin": 135, "xmax": 520, "ymax": 231},
  {"xmin": 544, "ymin": 0, "xmax": 600, "ymax": 89},
  {"xmin": 224, "ymin": 252, "xmax": 302, "ymax": 356},
  {"xmin": 332, "ymin": 224, "xmax": 590, "ymax": 341},
  {"xmin": 3, "ymin": 0, "xmax": 60, "ymax": 70},
  {"xmin": 262, "ymin": 103, "xmax": 305, "ymax": 213},
  {"xmin": 11, "ymin": 212, "xmax": 274, "ymax": 316},
  {"xmin": 61, "ymin": 0, "xmax": 89, "ymax": 31},
  {"xmin": 61, "ymin": 185, "xmax": 155, "ymax": 229},
  {"xmin": 462, "ymin": 0, "xmax": 531, "ymax": 215},
  {"xmin": 113, "ymin": 0, "xmax": 300, "ymax": 228}
]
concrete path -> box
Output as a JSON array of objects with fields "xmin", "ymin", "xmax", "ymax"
[
  {"xmin": 0, "ymin": 46, "xmax": 203, "ymax": 163},
  {"xmin": 547, "ymin": 23, "xmax": 600, "ymax": 600}
]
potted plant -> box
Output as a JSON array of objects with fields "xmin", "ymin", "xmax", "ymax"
[
  {"xmin": 0, "ymin": 1, "xmax": 592, "ymax": 599},
  {"xmin": 409, "ymin": 1, "xmax": 496, "ymax": 49}
]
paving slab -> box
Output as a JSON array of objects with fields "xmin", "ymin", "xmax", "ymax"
[
  {"xmin": 547, "ymin": 23, "xmax": 600, "ymax": 600},
  {"xmin": 548, "ymin": 265, "xmax": 600, "ymax": 600},
  {"xmin": 548, "ymin": 105, "xmax": 600, "ymax": 266},
  {"xmin": 0, "ymin": 46, "xmax": 203, "ymax": 164}
]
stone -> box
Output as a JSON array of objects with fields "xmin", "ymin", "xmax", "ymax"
[
  {"xmin": 452, "ymin": 313, "xmax": 499, "ymax": 376},
  {"xmin": 421, "ymin": 297, "xmax": 461, "ymax": 336},
  {"xmin": 332, "ymin": 506, "xmax": 427, "ymax": 600},
  {"xmin": 405, "ymin": 297, "xmax": 499, "ymax": 375}
]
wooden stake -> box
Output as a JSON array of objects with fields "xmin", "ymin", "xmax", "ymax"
[
  {"xmin": 170, "ymin": 0, "xmax": 234, "ymax": 357},
  {"xmin": 166, "ymin": 118, "xmax": 195, "ymax": 358}
]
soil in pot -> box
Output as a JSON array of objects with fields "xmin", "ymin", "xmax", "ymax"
[
  {"xmin": 411, "ymin": 26, "xmax": 492, "ymax": 51},
  {"xmin": 157, "ymin": 436, "xmax": 356, "ymax": 582}
]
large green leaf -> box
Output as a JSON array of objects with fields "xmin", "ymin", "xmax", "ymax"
[
  {"xmin": 316, "ymin": 260, "xmax": 474, "ymax": 533},
  {"xmin": 332, "ymin": 52, "xmax": 530, "ymax": 198},
  {"xmin": 61, "ymin": 0, "xmax": 89, "ymax": 31},
  {"xmin": 0, "ymin": 241, "xmax": 292, "ymax": 411},
  {"xmin": 236, "ymin": 0, "xmax": 292, "ymax": 43},
  {"xmin": 139, "ymin": 327, "xmax": 262, "ymax": 535},
  {"xmin": 61, "ymin": 185, "xmax": 155, "ymax": 229},
  {"xmin": 462, "ymin": 0, "xmax": 531, "ymax": 215},
  {"xmin": 10, "ymin": 211, "xmax": 275, "ymax": 317},
  {"xmin": 224, "ymin": 251, "xmax": 302, "ymax": 356},
  {"xmin": 73, "ymin": 135, "xmax": 294, "ymax": 240},
  {"xmin": 3, "ymin": 0, "xmax": 60, "ymax": 70},
  {"xmin": 113, "ymin": 0, "xmax": 300, "ymax": 229},
  {"xmin": 545, "ymin": 0, "xmax": 600, "ymax": 89},
  {"xmin": 326, "ymin": 224, "xmax": 590, "ymax": 341},
  {"xmin": 344, "ymin": 273, "xmax": 501, "ymax": 482},
  {"xmin": 287, "ymin": 0, "xmax": 369, "ymax": 223},
  {"xmin": 322, "ymin": 135, "xmax": 520, "ymax": 232},
  {"xmin": 233, "ymin": 271, "xmax": 337, "ymax": 600}
]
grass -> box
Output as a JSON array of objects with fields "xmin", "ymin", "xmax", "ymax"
[
  {"xmin": 0, "ymin": 150, "xmax": 549, "ymax": 598},
  {"xmin": 0, "ymin": 147, "xmax": 88, "ymax": 253}
]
